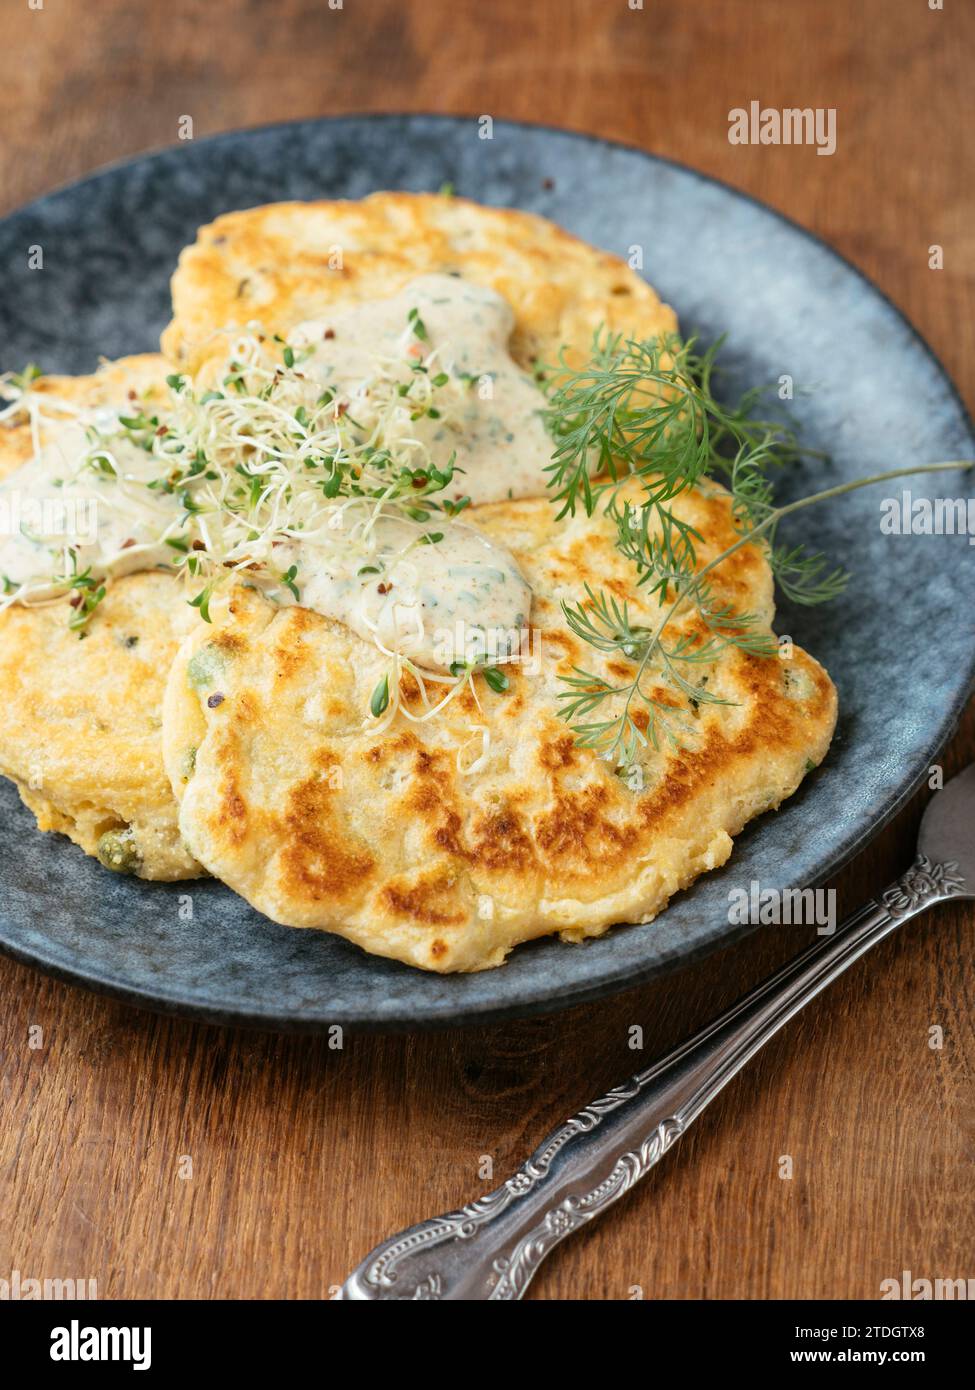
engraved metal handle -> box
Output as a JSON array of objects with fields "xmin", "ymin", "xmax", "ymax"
[{"xmin": 340, "ymin": 854, "xmax": 965, "ymax": 1300}]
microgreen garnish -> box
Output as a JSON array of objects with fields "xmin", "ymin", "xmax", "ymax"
[
  {"xmin": 10, "ymin": 363, "xmax": 43, "ymax": 393},
  {"xmin": 441, "ymin": 495, "xmax": 471, "ymax": 517},
  {"xmin": 188, "ymin": 584, "xmax": 214, "ymax": 624},
  {"xmin": 54, "ymin": 549, "xmax": 107, "ymax": 634},
  {"xmin": 0, "ymin": 302, "xmax": 485, "ymax": 657},
  {"xmin": 370, "ymin": 673, "xmax": 390, "ymax": 717},
  {"xmin": 482, "ymin": 666, "xmax": 509, "ymax": 693},
  {"xmin": 281, "ymin": 565, "xmax": 300, "ymax": 600}
]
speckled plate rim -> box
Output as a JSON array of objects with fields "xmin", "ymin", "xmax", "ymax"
[{"xmin": 0, "ymin": 114, "xmax": 972, "ymax": 1032}]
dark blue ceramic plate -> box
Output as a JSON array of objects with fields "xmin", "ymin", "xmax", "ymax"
[{"xmin": 1, "ymin": 116, "xmax": 972, "ymax": 1030}]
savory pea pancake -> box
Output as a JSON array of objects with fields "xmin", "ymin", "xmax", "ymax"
[
  {"xmin": 162, "ymin": 478, "xmax": 837, "ymax": 971},
  {"xmin": 0, "ymin": 356, "xmax": 202, "ymax": 880},
  {"xmin": 161, "ymin": 191, "xmax": 677, "ymax": 376}
]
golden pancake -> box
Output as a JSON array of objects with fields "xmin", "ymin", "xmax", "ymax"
[
  {"xmin": 162, "ymin": 477, "xmax": 836, "ymax": 970},
  {"xmin": 161, "ymin": 191, "xmax": 677, "ymax": 376},
  {"xmin": 0, "ymin": 356, "xmax": 202, "ymax": 880}
]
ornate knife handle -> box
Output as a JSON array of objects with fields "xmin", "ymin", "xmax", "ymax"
[{"xmin": 340, "ymin": 855, "xmax": 963, "ymax": 1301}]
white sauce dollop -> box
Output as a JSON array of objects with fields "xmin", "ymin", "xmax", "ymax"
[
  {"xmin": 274, "ymin": 516, "xmax": 530, "ymax": 672},
  {"xmin": 0, "ymin": 275, "xmax": 549, "ymax": 667},
  {"xmin": 290, "ymin": 274, "xmax": 553, "ymax": 506},
  {"xmin": 0, "ymin": 420, "xmax": 180, "ymax": 594}
]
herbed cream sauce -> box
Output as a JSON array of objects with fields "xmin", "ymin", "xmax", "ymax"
[
  {"xmin": 290, "ymin": 273, "xmax": 554, "ymax": 506},
  {"xmin": 274, "ymin": 517, "xmax": 531, "ymax": 672},
  {"xmin": 0, "ymin": 276, "xmax": 549, "ymax": 668},
  {"xmin": 0, "ymin": 420, "xmax": 181, "ymax": 593}
]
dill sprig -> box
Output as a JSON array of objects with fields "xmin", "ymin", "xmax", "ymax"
[
  {"xmin": 542, "ymin": 331, "xmax": 805, "ymax": 520},
  {"xmin": 542, "ymin": 330, "xmax": 835, "ymax": 616},
  {"xmin": 542, "ymin": 330, "xmax": 972, "ymax": 764},
  {"xmin": 558, "ymin": 463, "xmax": 972, "ymax": 763}
]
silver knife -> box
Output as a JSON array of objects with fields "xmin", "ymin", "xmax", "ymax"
[{"xmin": 340, "ymin": 760, "xmax": 972, "ymax": 1300}]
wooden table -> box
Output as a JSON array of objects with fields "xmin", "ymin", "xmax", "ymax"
[{"xmin": 1, "ymin": 0, "xmax": 972, "ymax": 1300}]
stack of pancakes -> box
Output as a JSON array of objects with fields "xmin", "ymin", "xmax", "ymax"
[{"xmin": 0, "ymin": 195, "xmax": 836, "ymax": 971}]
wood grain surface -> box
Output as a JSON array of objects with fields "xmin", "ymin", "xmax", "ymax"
[{"xmin": 1, "ymin": 0, "xmax": 972, "ymax": 1301}]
